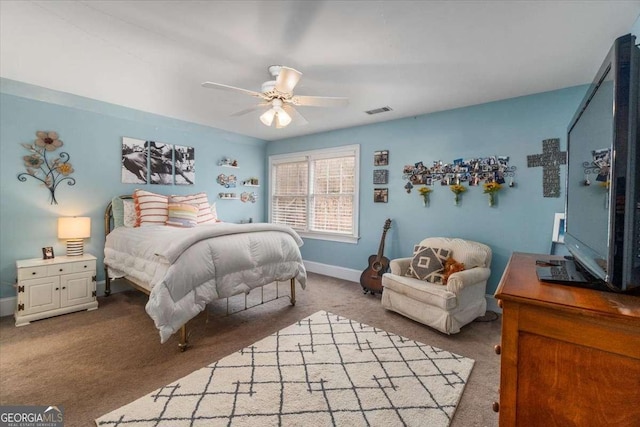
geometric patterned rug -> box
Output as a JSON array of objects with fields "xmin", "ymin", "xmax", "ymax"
[{"xmin": 95, "ymin": 311, "xmax": 474, "ymax": 426}]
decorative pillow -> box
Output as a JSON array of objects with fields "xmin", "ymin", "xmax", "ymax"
[
  {"xmin": 442, "ymin": 256, "xmax": 465, "ymax": 285},
  {"xmin": 133, "ymin": 189, "xmax": 169, "ymax": 226},
  {"xmin": 406, "ymin": 246, "xmax": 451, "ymax": 283},
  {"xmin": 122, "ymin": 199, "xmax": 137, "ymax": 227},
  {"xmin": 166, "ymin": 202, "xmax": 199, "ymax": 228},
  {"xmin": 170, "ymin": 192, "xmax": 217, "ymax": 224},
  {"xmin": 111, "ymin": 196, "xmax": 126, "ymax": 228}
]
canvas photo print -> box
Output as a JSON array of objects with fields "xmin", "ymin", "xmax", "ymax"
[
  {"xmin": 121, "ymin": 137, "xmax": 148, "ymax": 184},
  {"xmin": 174, "ymin": 145, "xmax": 195, "ymax": 185}
]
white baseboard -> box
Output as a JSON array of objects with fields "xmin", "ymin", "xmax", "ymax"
[
  {"xmin": 0, "ymin": 296, "xmax": 16, "ymax": 318},
  {"xmin": 486, "ymin": 295, "xmax": 502, "ymax": 313},
  {"xmin": 1, "ymin": 267, "xmax": 502, "ymax": 317},
  {"xmin": 303, "ymin": 260, "xmax": 361, "ymax": 283}
]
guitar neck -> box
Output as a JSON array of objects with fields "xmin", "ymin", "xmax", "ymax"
[{"xmin": 375, "ymin": 230, "xmax": 388, "ymax": 261}]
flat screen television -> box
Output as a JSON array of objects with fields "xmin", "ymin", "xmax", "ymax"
[{"xmin": 564, "ymin": 33, "xmax": 640, "ymax": 293}]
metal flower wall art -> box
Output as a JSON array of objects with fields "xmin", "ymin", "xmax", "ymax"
[{"xmin": 17, "ymin": 131, "xmax": 76, "ymax": 205}]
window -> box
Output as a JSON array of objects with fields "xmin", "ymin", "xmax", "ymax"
[{"xmin": 269, "ymin": 145, "xmax": 359, "ymax": 243}]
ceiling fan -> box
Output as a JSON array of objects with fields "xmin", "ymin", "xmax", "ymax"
[{"xmin": 202, "ymin": 65, "xmax": 349, "ymax": 128}]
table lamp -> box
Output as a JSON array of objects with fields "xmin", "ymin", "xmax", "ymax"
[{"xmin": 58, "ymin": 217, "xmax": 91, "ymax": 256}]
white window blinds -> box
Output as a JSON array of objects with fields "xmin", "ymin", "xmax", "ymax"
[{"xmin": 269, "ymin": 146, "xmax": 359, "ymax": 243}]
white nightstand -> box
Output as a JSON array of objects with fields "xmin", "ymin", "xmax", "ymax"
[{"xmin": 15, "ymin": 254, "xmax": 98, "ymax": 326}]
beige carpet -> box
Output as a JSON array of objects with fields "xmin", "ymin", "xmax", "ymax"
[
  {"xmin": 96, "ymin": 311, "xmax": 475, "ymax": 426},
  {"xmin": 0, "ymin": 272, "xmax": 501, "ymax": 427}
]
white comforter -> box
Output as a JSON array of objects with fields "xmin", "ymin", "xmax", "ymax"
[{"xmin": 104, "ymin": 223, "xmax": 306, "ymax": 343}]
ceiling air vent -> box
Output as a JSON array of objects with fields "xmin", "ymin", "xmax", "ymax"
[{"xmin": 365, "ymin": 106, "xmax": 393, "ymax": 115}]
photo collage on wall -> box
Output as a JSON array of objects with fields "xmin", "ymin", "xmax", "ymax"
[
  {"xmin": 121, "ymin": 137, "xmax": 194, "ymax": 185},
  {"xmin": 373, "ymin": 150, "xmax": 389, "ymax": 203}
]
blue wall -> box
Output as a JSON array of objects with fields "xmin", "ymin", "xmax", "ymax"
[
  {"xmin": 267, "ymin": 86, "xmax": 587, "ymax": 294},
  {"xmin": 0, "ymin": 78, "xmax": 587, "ymax": 300},
  {"xmin": 0, "ymin": 79, "xmax": 266, "ymax": 298}
]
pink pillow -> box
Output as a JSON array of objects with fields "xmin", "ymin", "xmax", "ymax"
[{"xmin": 170, "ymin": 192, "xmax": 217, "ymax": 224}]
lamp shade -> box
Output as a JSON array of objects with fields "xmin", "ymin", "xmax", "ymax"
[{"xmin": 58, "ymin": 217, "xmax": 91, "ymax": 239}]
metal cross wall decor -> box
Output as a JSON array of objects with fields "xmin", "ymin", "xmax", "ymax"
[{"xmin": 527, "ymin": 138, "xmax": 567, "ymax": 197}]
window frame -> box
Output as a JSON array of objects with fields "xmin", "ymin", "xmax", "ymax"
[{"xmin": 268, "ymin": 145, "xmax": 360, "ymax": 244}]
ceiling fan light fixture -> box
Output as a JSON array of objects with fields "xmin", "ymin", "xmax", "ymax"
[
  {"xmin": 260, "ymin": 108, "xmax": 276, "ymax": 126},
  {"xmin": 275, "ymin": 109, "xmax": 292, "ymax": 128}
]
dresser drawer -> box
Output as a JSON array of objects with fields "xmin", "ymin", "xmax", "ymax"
[
  {"xmin": 72, "ymin": 260, "xmax": 96, "ymax": 273},
  {"xmin": 47, "ymin": 264, "xmax": 73, "ymax": 276},
  {"xmin": 17, "ymin": 266, "xmax": 48, "ymax": 280}
]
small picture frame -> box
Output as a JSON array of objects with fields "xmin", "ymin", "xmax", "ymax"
[
  {"xmin": 374, "ymin": 150, "xmax": 389, "ymax": 166},
  {"xmin": 42, "ymin": 246, "xmax": 55, "ymax": 260},
  {"xmin": 374, "ymin": 188, "xmax": 388, "ymax": 203},
  {"xmin": 552, "ymin": 213, "xmax": 566, "ymax": 243},
  {"xmin": 373, "ymin": 169, "xmax": 389, "ymax": 184}
]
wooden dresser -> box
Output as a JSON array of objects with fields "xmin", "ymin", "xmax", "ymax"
[{"xmin": 494, "ymin": 252, "xmax": 640, "ymax": 426}]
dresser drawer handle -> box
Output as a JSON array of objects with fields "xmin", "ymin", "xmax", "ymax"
[
  {"xmin": 83, "ymin": 265, "xmax": 87, "ymax": 268},
  {"xmin": 492, "ymin": 401, "xmax": 500, "ymax": 412},
  {"xmin": 32, "ymin": 272, "xmax": 36, "ymax": 275},
  {"xmin": 494, "ymin": 344, "xmax": 501, "ymax": 355},
  {"xmin": 59, "ymin": 268, "xmax": 63, "ymax": 272}
]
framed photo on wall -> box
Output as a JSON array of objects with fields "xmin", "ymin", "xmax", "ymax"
[
  {"xmin": 374, "ymin": 150, "xmax": 389, "ymax": 166},
  {"xmin": 374, "ymin": 188, "xmax": 388, "ymax": 203},
  {"xmin": 373, "ymin": 169, "xmax": 389, "ymax": 184}
]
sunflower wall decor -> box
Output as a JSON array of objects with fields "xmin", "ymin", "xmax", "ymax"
[{"xmin": 17, "ymin": 131, "xmax": 76, "ymax": 205}]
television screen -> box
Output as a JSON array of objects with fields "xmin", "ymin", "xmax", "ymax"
[{"xmin": 564, "ymin": 34, "xmax": 640, "ymax": 292}]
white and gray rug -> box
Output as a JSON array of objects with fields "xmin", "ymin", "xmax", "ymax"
[{"xmin": 96, "ymin": 311, "xmax": 474, "ymax": 426}]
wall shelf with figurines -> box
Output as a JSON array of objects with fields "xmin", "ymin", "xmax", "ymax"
[
  {"xmin": 218, "ymin": 157, "xmax": 239, "ymax": 168},
  {"xmin": 242, "ymin": 177, "xmax": 260, "ymax": 187},
  {"xmin": 218, "ymin": 192, "xmax": 239, "ymax": 200}
]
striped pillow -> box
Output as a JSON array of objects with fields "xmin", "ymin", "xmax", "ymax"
[
  {"xmin": 170, "ymin": 192, "xmax": 217, "ymax": 224},
  {"xmin": 133, "ymin": 189, "xmax": 169, "ymax": 226},
  {"xmin": 166, "ymin": 202, "xmax": 199, "ymax": 228}
]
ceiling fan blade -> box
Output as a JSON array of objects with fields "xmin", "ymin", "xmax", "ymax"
[
  {"xmin": 288, "ymin": 95, "xmax": 349, "ymax": 108},
  {"xmin": 201, "ymin": 81, "xmax": 265, "ymax": 98},
  {"xmin": 282, "ymin": 104, "xmax": 309, "ymax": 126},
  {"xmin": 230, "ymin": 103, "xmax": 270, "ymax": 117},
  {"xmin": 275, "ymin": 67, "xmax": 302, "ymax": 94}
]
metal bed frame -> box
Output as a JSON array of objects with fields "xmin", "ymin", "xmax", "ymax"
[{"xmin": 103, "ymin": 195, "xmax": 296, "ymax": 351}]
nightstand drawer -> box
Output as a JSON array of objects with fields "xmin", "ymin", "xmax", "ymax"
[
  {"xmin": 47, "ymin": 264, "xmax": 73, "ymax": 276},
  {"xmin": 17, "ymin": 266, "xmax": 48, "ymax": 280},
  {"xmin": 72, "ymin": 260, "xmax": 96, "ymax": 273}
]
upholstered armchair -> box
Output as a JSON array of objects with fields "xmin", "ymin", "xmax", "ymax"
[{"xmin": 381, "ymin": 237, "xmax": 492, "ymax": 334}]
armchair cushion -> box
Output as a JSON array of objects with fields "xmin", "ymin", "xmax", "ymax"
[{"xmin": 407, "ymin": 246, "xmax": 451, "ymax": 282}]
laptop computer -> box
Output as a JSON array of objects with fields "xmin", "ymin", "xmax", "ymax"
[{"xmin": 536, "ymin": 259, "xmax": 590, "ymax": 284}]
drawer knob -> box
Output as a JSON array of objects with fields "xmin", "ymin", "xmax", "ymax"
[
  {"xmin": 494, "ymin": 344, "xmax": 502, "ymax": 355},
  {"xmin": 59, "ymin": 268, "xmax": 63, "ymax": 272},
  {"xmin": 32, "ymin": 272, "xmax": 36, "ymax": 275},
  {"xmin": 62, "ymin": 286, "xmax": 66, "ymax": 290},
  {"xmin": 492, "ymin": 401, "xmax": 500, "ymax": 412},
  {"xmin": 83, "ymin": 265, "xmax": 87, "ymax": 268},
  {"xmin": 55, "ymin": 287, "xmax": 59, "ymax": 291},
  {"xmin": 497, "ymin": 299, "xmax": 503, "ymax": 308}
]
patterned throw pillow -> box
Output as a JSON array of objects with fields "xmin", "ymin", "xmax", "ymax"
[
  {"xmin": 166, "ymin": 202, "xmax": 199, "ymax": 228},
  {"xmin": 134, "ymin": 189, "xmax": 169, "ymax": 226},
  {"xmin": 406, "ymin": 246, "xmax": 451, "ymax": 283},
  {"xmin": 170, "ymin": 192, "xmax": 217, "ymax": 224},
  {"xmin": 122, "ymin": 199, "xmax": 137, "ymax": 227}
]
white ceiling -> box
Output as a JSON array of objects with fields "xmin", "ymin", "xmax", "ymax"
[{"xmin": 1, "ymin": 1, "xmax": 639, "ymax": 141}]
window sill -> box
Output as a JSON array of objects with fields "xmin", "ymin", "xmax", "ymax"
[{"xmin": 297, "ymin": 231, "xmax": 360, "ymax": 244}]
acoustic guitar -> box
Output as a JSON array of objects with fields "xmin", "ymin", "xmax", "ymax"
[{"xmin": 360, "ymin": 219, "xmax": 392, "ymax": 295}]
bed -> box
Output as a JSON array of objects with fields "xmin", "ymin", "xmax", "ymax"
[{"xmin": 103, "ymin": 194, "xmax": 307, "ymax": 351}]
